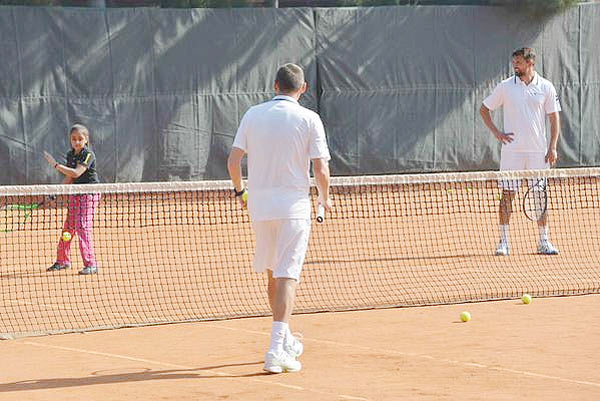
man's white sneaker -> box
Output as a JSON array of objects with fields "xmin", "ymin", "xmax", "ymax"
[
  {"xmin": 284, "ymin": 334, "xmax": 304, "ymax": 358},
  {"xmin": 263, "ymin": 351, "xmax": 302, "ymax": 374},
  {"xmin": 538, "ymin": 240, "xmax": 559, "ymax": 255},
  {"xmin": 495, "ymin": 241, "xmax": 510, "ymax": 256}
]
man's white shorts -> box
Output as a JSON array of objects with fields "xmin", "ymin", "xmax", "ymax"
[
  {"xmin": 252, "ymin": 219, "xmax": 311, "ymax": 281},
  {"xmin": 499, "ymin": 151, "xmax": 549, "ymax": 191}
]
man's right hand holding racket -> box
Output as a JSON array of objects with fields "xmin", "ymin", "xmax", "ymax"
[
  {"xmin": 316, "ymin": 197, "xmax": 332, "ymax": 223},
  {"xmin": 313, "ymin": 158, "xmax": 332, "ymax": 223}
]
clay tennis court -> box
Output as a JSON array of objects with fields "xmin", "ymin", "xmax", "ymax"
[
  {"xmin": 1, "ymin": 296, "xmax": 599, "ymax": 400},
  {"xmin": 1, "ymin": 171, "xmax": 600, "ymax": 399}
]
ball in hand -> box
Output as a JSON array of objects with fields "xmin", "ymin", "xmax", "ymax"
[
  {"xmin": 521, "ymin": 294, "xmax": 532, "ymax": 304},
  {"xmin": 62, "ymin": 231, "xmax": 72, "ymax": 242},
  {"xmin": 242, "ymin": 191, "xmax": 248, "ymax": 203},
  {"xmin": 460, "ymin": 311, "xmax": 471, "ymax": 322}
]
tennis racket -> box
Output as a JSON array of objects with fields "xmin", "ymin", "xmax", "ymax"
[
  {"xmin": 0, "ymin": 196, "xmax": 54, "ymax": 233},
  {"xmin": 316, "ymin": 204, "xmax": 325, "ymax": 223},
  {"xmin": 523, "ymin": 178, "xmax": 548, "ymax": 222}
]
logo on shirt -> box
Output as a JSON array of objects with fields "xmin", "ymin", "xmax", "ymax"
[{"xmin": 527, "ymin": 90, "xmax": 545, "ymax": 105}]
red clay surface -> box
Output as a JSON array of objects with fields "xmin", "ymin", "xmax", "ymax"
[
  {"xmin": 1, "ymin": 295, "xmax": 599, "ymax": 401},
  {"xmin": 1, "ymin": 177, "xmax": 600, "ymax": 399}
]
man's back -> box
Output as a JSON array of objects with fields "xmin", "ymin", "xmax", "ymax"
[
  {"xmin": 233, "ymin": 95, "xmax": 329, "ymax": 221},
  {"xmin": 228, "ymin": 63, "xmax": 332, "ymax": 375}
]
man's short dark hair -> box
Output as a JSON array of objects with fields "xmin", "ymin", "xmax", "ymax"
[
  {"xmin": 276, "ymin": 63, "xmax": 305, "ymax": 92},
  {"xmin": 512, "ymin": 47, "xmax": 536, "ymax": 62}
]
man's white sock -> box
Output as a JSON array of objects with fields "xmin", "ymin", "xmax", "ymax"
[
  {"xmin": 269, "ymin": 321, "xmax": 288, "ymax": 354},
  {"xmin": 539, "ymin": 225, "xmax": 549, "ymax": 243},
  {"xmin": 500, "ymin": 225, "xmax": 509, "ymax": 243},
  {"xmin": 284, "ymin": 325, "xmax": 294, "ymax": 345}
]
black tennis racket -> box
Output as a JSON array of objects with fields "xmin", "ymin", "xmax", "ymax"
[
  {"xmin": 523, "ymin": 178, "xmax": 548, "ymax": 222},
  {"xmin": 0, "ymin": 196, "xmax": 55, "ymax": 233}
]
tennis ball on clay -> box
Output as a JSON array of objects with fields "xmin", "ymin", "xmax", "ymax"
[
  {"xmin": 466, "ymin": 187, "xmax": 472, "ymax": 193},
  {"xmin": 460, "ymin": 311, "xmax": 471, "ymax": 322},
  {"xmin": 62, "ymin": 231, "xmax": 72, "ymax": 242},
  {"xmin": 521, "ymin": 294, "xmax": 532, "ymax": 304},
  {"xmin": 242, "ymin": 191, "xmax": 248, "ymax": 203}
]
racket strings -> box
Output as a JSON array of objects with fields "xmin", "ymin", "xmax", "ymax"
[{"xmin": 524, "ymin": 181, "xmax": 548, "ymax": 221}]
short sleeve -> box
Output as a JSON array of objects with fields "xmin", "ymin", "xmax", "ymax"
[
  {"xmin": 544, "ymin": 83, "xmax": 562, "ymax": 114},
  {"xmin": 80, "ymin": 150, "xmax": 95, "ymax": 168},
  {"xmin": 232, "ymin": 110, "xmax": 250, "ymax": 152},
  {"xmin": 308, "ymin": 114, "xmax": 331, "ymax": 161},
  {"xmin": 483, "ymin": 82, "xmax": 504, "ymax": 111}
]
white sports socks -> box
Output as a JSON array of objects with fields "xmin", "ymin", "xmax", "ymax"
[{"xmin": 269, "ymin": 321, "xmax": 288, "ymax": 354}]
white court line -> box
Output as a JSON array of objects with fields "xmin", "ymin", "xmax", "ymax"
[
  {"xmin": 20, "ymin": 341, "xmax": 371, "ymax": 401},
  {"xmin": 203, "ymin": 323, "xmax": 600, "ymax": 389}
]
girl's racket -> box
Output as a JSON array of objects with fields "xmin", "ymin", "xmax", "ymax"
[
  {"xmin": 523, "ymin": 178, "xmax": 548, "ymax": 222},
  {"xmin": 0, "ymin": 196, "xmax": 54, "ymax": 233}
]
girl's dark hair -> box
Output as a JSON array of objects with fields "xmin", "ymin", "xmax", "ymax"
[{"xmin": 70, "ymin": 123, "xmax": 91, "ymax": 146}]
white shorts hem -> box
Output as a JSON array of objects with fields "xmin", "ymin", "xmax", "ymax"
[{"xmin": 252, "ymin": 219, "xmax": 311, "ymax": 281}]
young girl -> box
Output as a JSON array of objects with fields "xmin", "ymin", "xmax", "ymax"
[{"xmin": 44, "ymin": 124, "xmax": 101, "ymax": 275}]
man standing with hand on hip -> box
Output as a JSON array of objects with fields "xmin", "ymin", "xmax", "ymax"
[
  {"xmin": 228, "ymin": 63, "xmax": 332, "ymax": 373},
  {"xmin": 480, "ymin": 47, "xmax": 561, "ymax": 256}
]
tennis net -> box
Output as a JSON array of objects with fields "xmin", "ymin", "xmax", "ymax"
[{"xmin": 1, "ymin": 167, "xmax": 599, "ymax": 338}]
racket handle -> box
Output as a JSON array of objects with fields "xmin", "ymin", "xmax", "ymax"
[{"xmin": 316, "ymin": 204, "xmax": 325, "ymax": 223}]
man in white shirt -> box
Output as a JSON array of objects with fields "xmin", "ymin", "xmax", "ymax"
[
  {"xmin": 228, "ymin": 63, "xmax": 332, "ymax": 374},
  {"xmin": 480, "ymin": 47, "xmax": 561, "ymax": 256}
]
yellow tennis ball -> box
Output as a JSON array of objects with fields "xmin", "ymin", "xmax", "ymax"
[
  {"xmin": 62, "ymin": 231, "xmax": 72, "ymax": 242},
  {"xmin": 460, "ymin": 311, "xmax": 471, "ymax": 322},
  {"xmin": 242, "ymin": 191, "xmax": 248, "ymax": 203},
  {"xmin": 521, "ymin": 294, "xmax": 532, "ymax": 304}
]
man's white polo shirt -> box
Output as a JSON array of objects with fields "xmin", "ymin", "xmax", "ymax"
[
  {"xmin": 483, "ymin": 72, "xmax": 561, "ymax": 153},
  {"xmin": 232, "ymin": 95, "xmax": 331, "ymax": 222}
]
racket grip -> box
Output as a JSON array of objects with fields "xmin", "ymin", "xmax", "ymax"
[{"xmin": 316, "ymin": 204, "xmax": 325, "ymax": 223}]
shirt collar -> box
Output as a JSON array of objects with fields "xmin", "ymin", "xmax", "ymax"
[
  {"xmin": 515, "ymin": 71, "xmax": 539, "ymax": 87},
  {"xmin": 272, "ymin": 95, "xmax": 298, "ymax": 104},
  {"xmin": 71, "ymin": 145, "xmax": 88, "ymax": 155}
]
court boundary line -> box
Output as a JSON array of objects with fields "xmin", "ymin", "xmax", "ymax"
[
  {"xmin": 203, "ymin": 323, "xmax": 600, "ymax": 389},
  {"xmin": 20, "ymin": 341, "xmax": 371, "ymax": 401}
]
